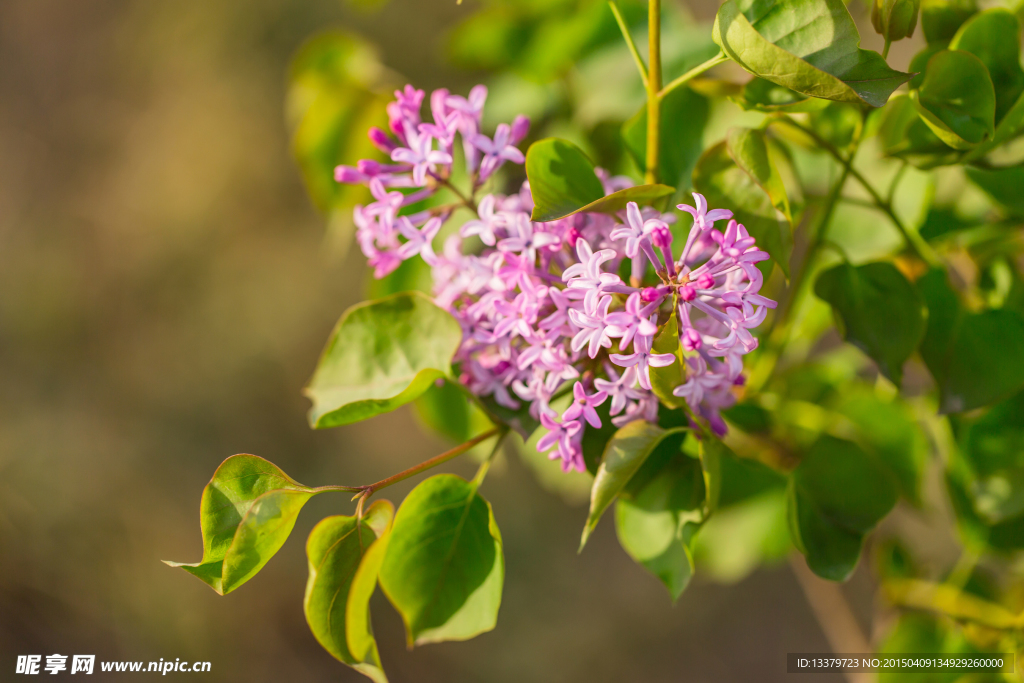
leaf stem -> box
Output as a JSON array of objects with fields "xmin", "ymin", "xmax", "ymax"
[
  {"xmin": 355, "ymin": 427, "xmax": 502, "ymax": 500},
  {"xmin": 658, "ymin": 52, "xmax": 729, "ymax": 100},
  {"xmin": 609, "ymin": 1, "xmax": 648, "ymax": 88},
  {"xmin": 773, "ymin": 115, "xmax": 941, "ymax": 268},
  {"xmin": 471, "ymin": 428, "xmax": 510, "ymax": 489},
  {"xmin": 645, "ymin": 0, "xmax": 662, "ymax": 185}
]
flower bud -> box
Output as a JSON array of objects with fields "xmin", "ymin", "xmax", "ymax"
[{"xmin": 872, "ymin": 0, "xmax": 920, "ymax": 42}]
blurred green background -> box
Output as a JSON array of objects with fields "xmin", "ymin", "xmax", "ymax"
[{"xmin": 0, "ymin": 1, "xmax": 915, "ymax": 680}]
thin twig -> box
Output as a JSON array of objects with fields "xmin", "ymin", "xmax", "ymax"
[
  {"xmin": 658, "ymin": 52, "xmax": 729, "ymax": 100},
  {"xmin": 354, "ymin": 427, "xmax": 501, "ymax": 500},
  {"xmin": 772, "ymin": 116, "xmax": 941, "ymax": 267},
  {"xmin": 609, "ymin": 1, "xmax": 648, "ymax": 88}
]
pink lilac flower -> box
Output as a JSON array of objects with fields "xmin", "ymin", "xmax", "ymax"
[{"xmin": 336, "ymin": 85, "xmax": 778, "ymax": 473}]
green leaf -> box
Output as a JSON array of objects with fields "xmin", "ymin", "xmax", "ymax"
[
  {"xmin": 726, "ymin": 127, "xmax": 792, "ymax": 225},
  {"xmin": 305, "ymin": 292, "xmax": 462, "ymax": 428},
  {"xmin": 345, "ymin": 503, "xmax": 394, "ymax": 671},
  {"xmin": 649, "ymin": 313, "xmax": 685, "ymax": 410},
  {"xmin": 692, "ymin": 141, "xmax": 792, "ymax": 276},
  {"xmin": 965, "ymin": 165, "xmax": 1024, "ymax": 216},
  {"xmin": 379, "ymin": 474, "xmax": 503, "ymax": 646},
  {"xmin": 304, "ymin": 500, "xmax": 393, "ymax": 683},
  {"xmin": 615, "ymin": 456, "xmax": 705, "ymax": 600},
  {"xmin": 813, "ymin": 262, "xmax": 926, "ymax": 386},
  {"xmin": 872, "ymin": 0, "xmax": 921, "ymax": 42},
  {"xmin": 788, "ymin": 435, "xmax": 899, "ymax": 580},
  {"xmin": 525, "ymin": 138, "xmax": 606, "ymax": 222},
  {"xmin": 581, "ymin": 421, "xmax": 686, "ymax": 549},
  {"xmin": 912, "ymin": 50, "xmax": 995, "ymax": 149},
  {"xmin": 948, "ymin": 9, "xmax": 1024, "ymax": 124},
  {"xmin": 713, "ymin": 0, "xmax": 912, "ymax": 108},
  {"xmin": 920, "ymin": 0, "xmax": 977, "ymax": 44},
  {"xmin": 569, "ymin": 184, "xmax": 676, "ymax": 217},
  {"xmin": 164, "ymin": 455, "xmax": 317, "ymax": 595},
  {"xmin": 918, "ymin": 269, "xmax": 1024, "ymax": 412},
  {"xmin": 622, "ymin": 85, "xmax": 710, "ymax": 189}
]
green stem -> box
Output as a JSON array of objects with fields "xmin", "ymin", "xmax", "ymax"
[
  {"xmin": 658, "ymin": 52, "xmax": 728, "ymax": 100},
  {"xmin": 645, "ymin": 0, "xmax": 662, "ymax": 185},
  {"xmin": 355, "ymin": 427, "xmax": 501, "ymax": 499},
  {"xmin": 609, "ymin": 1, "xmax": 648, "ymax": 88},
  {"xmin": 773, "ymin": 116, "xmax": 942, "ymax": 268},
  {"xmin": 471, "ymin": 428, "xmax": 509, "ymax": 488},
  {"xmin": 882, "ymin": 37, "xmax": 892, "ymax": 60}
]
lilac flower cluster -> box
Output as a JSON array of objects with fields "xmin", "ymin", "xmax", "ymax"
[{"xmin": 336, "ymin": 85, "xmax": 776, "ymax": 473}]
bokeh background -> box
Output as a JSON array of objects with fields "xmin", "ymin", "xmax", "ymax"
[{"xmin": 0, "ymin": 1, "xmax": 932, "ymax": 680}]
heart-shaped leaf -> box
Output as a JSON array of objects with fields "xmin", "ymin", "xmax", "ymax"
[
  {"xmin": 615, "ymin": 456, "xmax": 705, "ymax": 601},
  {"xmin": 304, "ymin": 500, "xmax": 394, "ymax": 683},
  {"xmin": 692, "ymin": 141, "xmax": 793, "ymax": 276},
  {"xmin": 525, "ymin": 138, "xmax": 605, "ymax": 222},
  {"xmin": 918, "ymin": 269, "xmax": 1024, "ymax": 413},
  {"xmin": 713, "ymin": 0, "xmax": 912, "ymax": 108},
  {"xmin": 788, "ymin": 435, "xmax": 899, "ymax": 580},
  {"xmin": 949, "ymin": 9, "xmax": 1024, "ymax": 124},
  {"xmin": 912, "ymin": 50, "xmax": 995, "ymax": 149},
  {"xmin": 305, "ymin": 291, "xmax": 462, "ymax": 428},
  {"xmin": 379, "ymin": 474, "xmax": 503, "ymax": 646},
  {"xmin": 814, "ymin": 262, "xmax": 926, "ymax": 386},
  {"xmin": 581, "ymin": 421, "xmax": 687, "ymax": 549},
  {"xmin": 164, "ymin": 454, "xmax": 317, "ymax": 595}
]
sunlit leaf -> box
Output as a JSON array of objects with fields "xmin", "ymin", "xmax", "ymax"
[
  {"xmin": 713, "ymin": 0, "xmax": 912, "ymax": 107},
  {"xmin": 581, "ymin": 421, "xmax": 686, "ymax": 549},
  {"xmin": 304, "ymin": 501, "xmax": 393, "ymax": 683},
  {"xmin": 948, "ymin": 9, "xmax": 1024, "ymax": 124},
  {"xmin": 164, "ymin": 455, "xmax": 318, "ymax": 595},
  {"xmin": 305, "ymin": 292, "xmax": 462, "ymax": 428},
  {"xmin": 615, "ymin": 456, "xmax": 705, "ymax": 600},
  {"xmin": 525, "ymin": 138, "xmax": 606, "ymax": 222},
  {"xmin": 649, "ymin": 313, "xmax": 685, "ymax": 410},
  {"xmin": 379, "ymin": 474, "xmax": 503, "ymax": 645},
  {"xmin": 912, "ymin": 50, "xmax": 995, "ymax": 149}
]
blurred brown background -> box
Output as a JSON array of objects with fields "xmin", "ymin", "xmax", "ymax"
[{"xmin": 0, "ymin": 1, "xmax": 877, "ymax": 680}]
